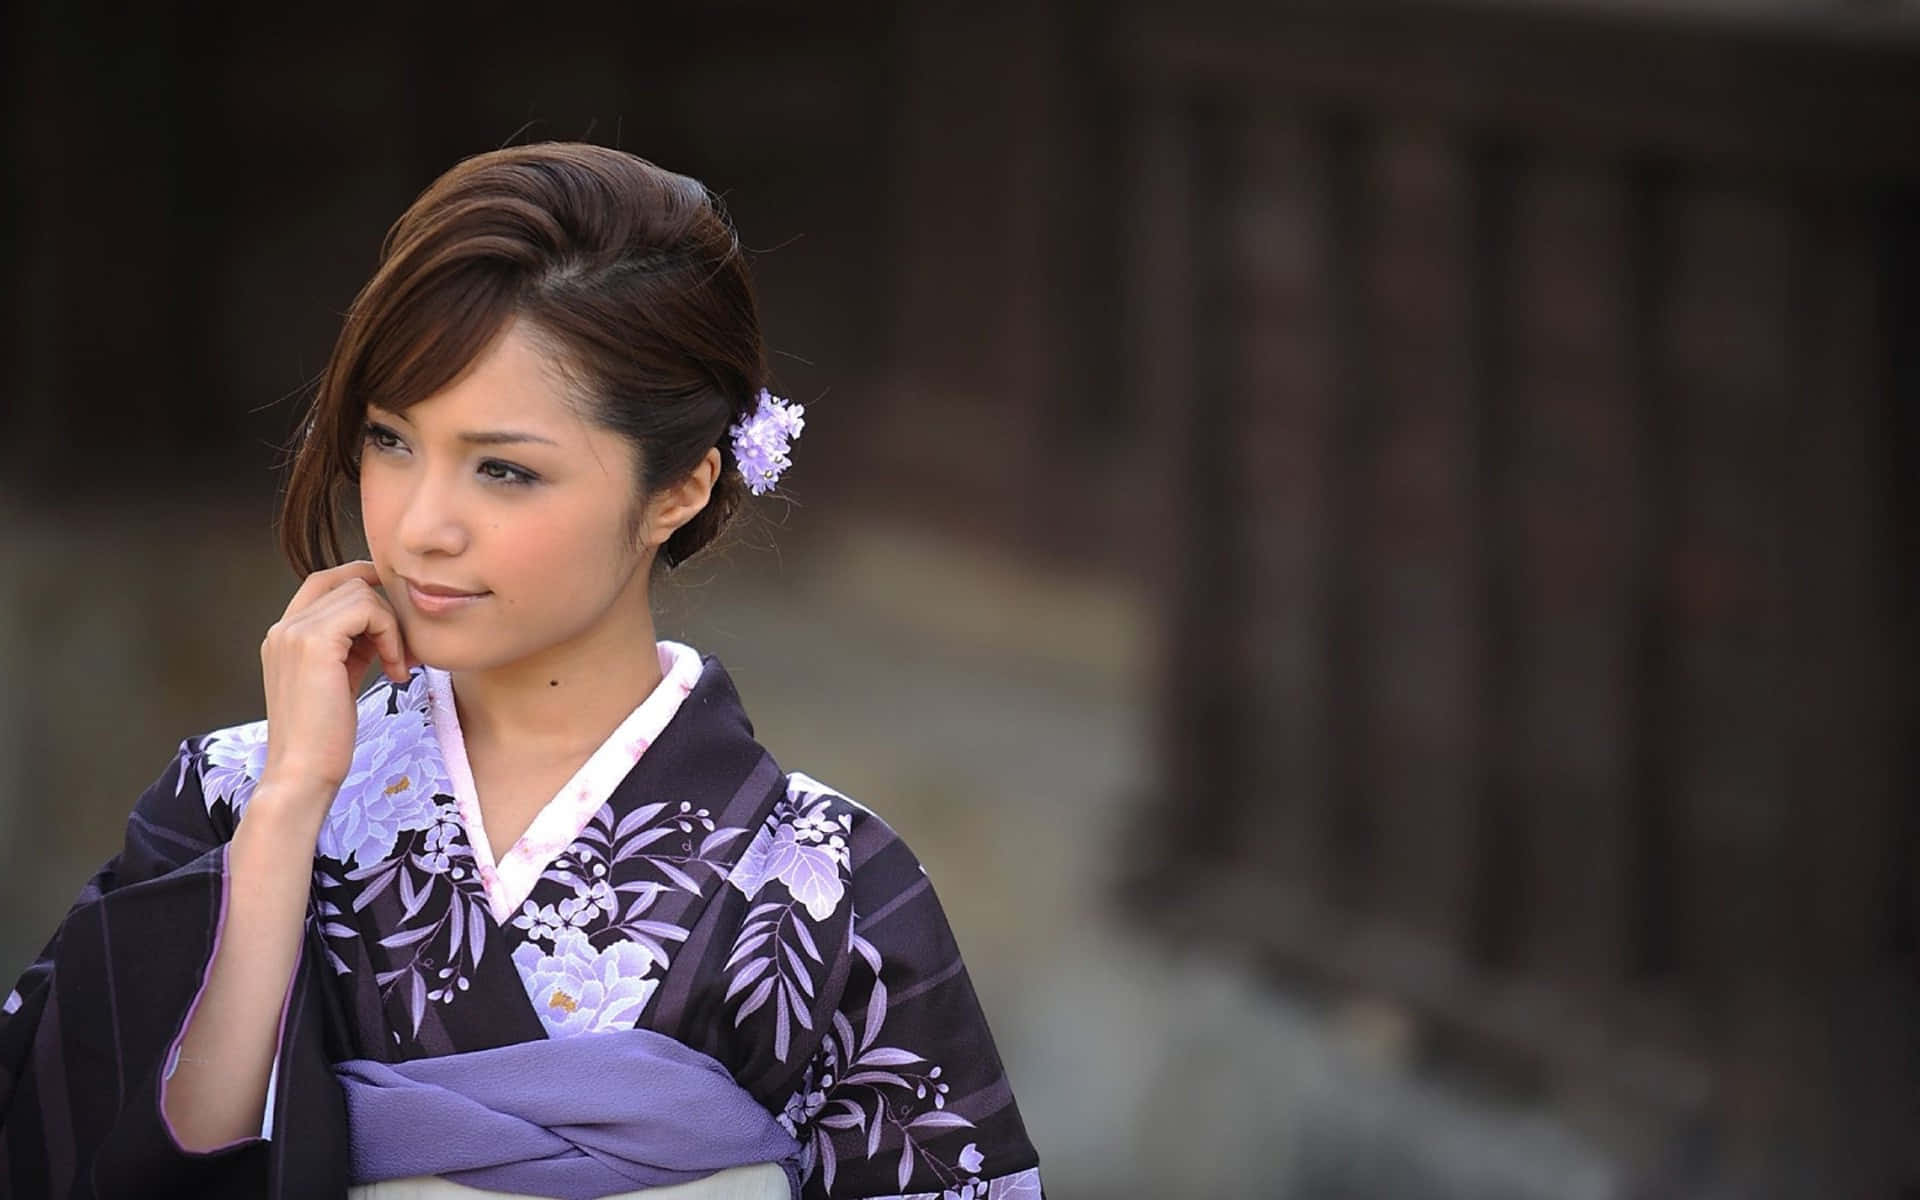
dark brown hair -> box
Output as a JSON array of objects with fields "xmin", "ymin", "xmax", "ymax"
[{"xmin": 278, "ymin": 142, "xmax": 769, "ymax": 574}]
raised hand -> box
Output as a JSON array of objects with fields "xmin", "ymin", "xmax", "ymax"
[{"xmin": 258, "ymin": 560, "xmax": 415, "ymax": 803}]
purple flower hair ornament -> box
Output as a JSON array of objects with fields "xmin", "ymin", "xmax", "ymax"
[{"xmin": 728, "ymin": 388, "xmax": 805, "ymax": 496}]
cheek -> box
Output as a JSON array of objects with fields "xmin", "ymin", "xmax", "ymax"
[
  {"xmin": 521, "ymin": 508, "xmax": 635, "ymax": 592},
  {"xmin": 358, "ymin": 477, "xmax": 394, "ymax": 559}
]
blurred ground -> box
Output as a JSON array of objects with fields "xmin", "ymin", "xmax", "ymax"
[{"xmin": 666, "ymin": 515, "xmax": 1628, "ymax": 1200}]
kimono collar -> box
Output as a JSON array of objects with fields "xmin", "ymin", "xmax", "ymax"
[{"xmin": 422, "ymin": 641, "xmax": 706, "ymax": 925}]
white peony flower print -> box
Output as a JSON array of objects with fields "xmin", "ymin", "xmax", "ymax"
[
  {"xmin": 510, "ymin": 928, "xmax": 658, "ymax": 1037},
  {"xmin": 199, "ymin": 677, "xmax": 452, "ymax": 868},
  {"xmin": 318, "ymin": 704, "xmax": 446, "ymax": 865},
  {"xmin": 199, "ymin": 719, "xmax": 271, "ymax": 811}
]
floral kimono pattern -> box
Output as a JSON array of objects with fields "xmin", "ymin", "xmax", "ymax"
[{"xmin": 0, "ymin": 650, "xmax": 1042, "ymax": 1199}]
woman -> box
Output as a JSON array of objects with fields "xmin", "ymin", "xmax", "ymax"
[{"xmin": 0, "ymin": 143, "xmax": 1042, "ymax": 1200}]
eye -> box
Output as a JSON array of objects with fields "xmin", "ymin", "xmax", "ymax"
[
  {"xmin": 478, "ymin": 459, "xmax": 539, "ymax": 487},
  {"xmin": 363, "ymin": 422, "xmax": 407, "ymax": 454}
]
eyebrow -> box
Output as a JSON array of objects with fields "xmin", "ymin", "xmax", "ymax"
[
  {"xmin": 456, "ymin": 430, "xmax": 559, "ymax": 447},
  {"xmin": 367, "ymin": 410, "xmax": 558, "ymax": 447}
]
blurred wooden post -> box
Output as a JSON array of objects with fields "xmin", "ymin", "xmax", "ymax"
[
  {"xmin": 1230, "ymin": 109, "xmax": 1337, "ymax": 904},
  {"xmin": 882, "ymin": 0, "xmax": 1077, "ymax": 549},
  {"xmin": 1353, "ymin": 126, "xmax": 1483, "ymax": 955},
  {"xmin": 1781, "ymin": 186, "xmax": 1909, "ymax": 1190},
  {"xmin": 1655, "ymin": 177, "xmax": 1805, "ymax": 1165},
  {"xmin": 1118, "ymin": 4, "xmax": 1920, "ymax": 1192},
  {"xmin": 1504, "ymin": 158, "xmax": 1640, "ymax": 993},
  {"xmin": 1130, "ymin": 78, "xmax": 1210, "ymax": 871}
]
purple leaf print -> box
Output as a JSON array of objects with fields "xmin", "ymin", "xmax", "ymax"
[
  {"xmin": 784, "ymin": 943, "xmax": 816, "ymax": 998},
  {"xmin": 351, "ymin": 866, "xmax": 398, "ymax": 912},
  {"xmin": 852, "ymin": 930, "xmax": 882, "ymax": 975},
  {"xmin": 725, "ymin": 900, "xmax": 830, "ymax": 1061},
  {"xmin": 345, "ymin": 855, "xmax": 392, "ymax": 882},
  {"xmin": 725, "ymin": 958, "xmax": 772, "ymax": 1000},
  {"xmin": 897, "ymin": 1138, "xmax": 914, "ymax": 1191},
  {"xmin": 626, "ymin": 920, "xmax": 690, "ymax": 943},
  {"xmin": 787, "ymin": 979, "xmax": 814, "ymax": 1031},
  {"xmin": 614, "ymin": 802, "xmax": 667, "ymax": 841},
  {"xmin": 726, "ymin": 796, "xmax": 848, "ymax": 921},
  {"xmin": 398, "ymin": 867, "xmax": 423, "ymax": 919},
  {"xmin": 907, "ymin": 1111, "xmax": 973, "ymax": 1132},
  {"xmin": 726, "ymin": 930, "xmax": 774, "ymax": 970},
  {"xmin": 863, "ymin": 978, "xmax": 888, "ymax": 1053},
  {"xmin": 735, "ymin": 977, "xmax": 776, "ymax": 1025},
  {"xmin": 791, "ymin": 917, "xmax": 823, "ymax": 964},
  {"xmin": 616, "ymin": 879, "xmax": 665, "ymax": 900},
  {"xmin": 729, "ymin": 828, "xmax": 774, "ymax": 899},
  {"xmin": 774, "ymin": 985, "xmax": 791, "ymax": 1062},
  {"xmin": 860, "ymin": 1047, "xmax": 922, "ymax": 1067},
  {"xmin": 614, "ymin": 827, "xmax": 676, "ymax": 861},
  {"xmin": 762, "ymin": 831, "xmax": 845, "ymax": 922},
  {"xmin": 654, "ymin": 859, "xmax": 702, "ymax": 894},
  {"xmin": 378, "ymin": 925, "xmax": 434, "ymax": 950}
]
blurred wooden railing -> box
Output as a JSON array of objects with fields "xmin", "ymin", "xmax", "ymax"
[{"xmin": 1116, "ymin": 3, "xmax": 1920, "ymax": 1193}]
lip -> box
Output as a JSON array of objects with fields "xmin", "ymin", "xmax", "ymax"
[{"xmin": 401, "ymin": 577, "xmax": 490, "ymax": 616}]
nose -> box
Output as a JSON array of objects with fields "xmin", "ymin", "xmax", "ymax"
[{"xmin": 393, "ymin": 468, "xmax": 472, "ymax": 560}]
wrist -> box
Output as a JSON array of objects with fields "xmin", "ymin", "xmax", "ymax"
[
  {"xmin": 262, "ymin": 750, "xmax": 345, "ymax": 794},
  {"xmin": 240, "ymin": 777, "xmax": 334, "ymax": 843}
]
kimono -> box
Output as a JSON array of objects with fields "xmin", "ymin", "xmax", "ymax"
[{"xmin": 0, "ymin": 642, "xmax": 1043, "ymax": 1200}]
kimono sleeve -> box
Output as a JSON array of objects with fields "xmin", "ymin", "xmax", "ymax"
[
  {"xmin": 771, "ymin": 789, "xmax": 1043, "ymax": 1200},
  {"xmin": 0, "ymin": 738, "xmax": 346, "ymax": 1199}
]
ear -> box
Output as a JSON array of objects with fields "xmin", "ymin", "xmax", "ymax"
[{"xmin": 640, "ymin": 447, "xmax": 722, "ymax": 548}]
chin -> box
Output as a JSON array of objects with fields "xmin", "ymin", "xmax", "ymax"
[
  {"xmin": 397, "ymin": 629, "xmax": 486, "ymax": 674},
  {"xmin": 407, "ymin": 631, "xmax": 550, "ymax": 676}
]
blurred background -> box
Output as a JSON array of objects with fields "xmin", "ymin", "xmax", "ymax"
[{"xmin": 3, "ymin": 1, "xmax": 1918, "ymax": 1196}]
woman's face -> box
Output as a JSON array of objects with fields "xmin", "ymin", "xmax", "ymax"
[{"xmin": 358, "ymin": 319, "xmax": 651, "ymax": 674}]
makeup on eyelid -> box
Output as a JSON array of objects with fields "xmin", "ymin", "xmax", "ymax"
[{"xmin": 364, "ymin": 422, "xmax": 542, "ymax": 486}]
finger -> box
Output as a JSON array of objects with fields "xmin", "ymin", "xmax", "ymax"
[
  {"xmin": 346, "ymin": 588, "xmax": 414, "ymax": 684},
  {"xmin": 297, "ymin": 574, "xmax": 378, "ymax": 620},
  {"xmin": 343, "ymin": 629, "xmax": 381, "ymax": 683},
  {"xmin": 292, "ymin": 582, "xmax": 412, "ymax": 684},
  {"xmin": 281, "ymin": 560, "xmax": 385, "ymax": 620}
]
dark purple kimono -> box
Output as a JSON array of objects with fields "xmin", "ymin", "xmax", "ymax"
[{"xmin": 0, "ymin": 655, "xmax": 1042, "ymax": 1199}]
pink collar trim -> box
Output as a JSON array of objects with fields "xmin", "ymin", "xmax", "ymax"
[{"xmin": 422, "ymin": 640, "xmax": 705, "ymax": 924}]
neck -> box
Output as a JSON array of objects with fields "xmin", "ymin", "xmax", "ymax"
[{"xmin": 447, "ymin": 599, "xmax": 666, "ymax": 762}]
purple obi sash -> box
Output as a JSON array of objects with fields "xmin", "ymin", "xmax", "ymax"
[{"xmin": 335, "ymin": 1028, "xmax": 803, "ymax": 1199}]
